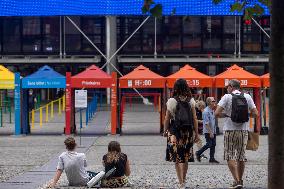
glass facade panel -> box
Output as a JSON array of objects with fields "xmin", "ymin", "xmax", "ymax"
[
  {"xmin": 223, "ymin": 16, "xmax": 235, "ymax": 34},
  {"xmin": 202, "ymin": 17, "xmax": 222, "ymax": 51},
  {"xmin": 183, "ymin": 17, "xmax": 201, "ymax": 34},
  {"xmin": 183, "ymin": 35, "xmax": 201, "ymax": 51},
  {"xmin": 0, "ymin": 15, "xmax": 270, "ymax": 55},
  {"xmin": 3, "ymin": 18, "xmax": 21, "ymax": 53}
]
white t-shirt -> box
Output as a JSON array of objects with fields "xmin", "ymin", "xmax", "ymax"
[
  {"xmin": 57, "ymin": 151, "xmax": 89, "ymax": 186},
  {"xmin": 166, "ymin": 97, "xmax": 195, "ymax": 118},
  {"xmin": 217, "ymin": 90, "xmax": 256, "ymax": 131}
]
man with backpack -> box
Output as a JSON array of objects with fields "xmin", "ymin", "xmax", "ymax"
[
  {"xmin": 215, "ymin": 79, "xmax": 258, "ymax": 189},
  {"xmin": 196, "ymin": 97, "xmax": 219, "ymax": 164}
]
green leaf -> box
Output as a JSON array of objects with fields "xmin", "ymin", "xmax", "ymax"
[
  {"xmin": 142, "ymin": 6, "xmax": 148, "ymax": 14},
  {"xmin": 258, "ymin": 0, "xmax": 271, "ymax": 8},
  {"xmin": 251, "ymin": 4, "xmax": 264, "ymax": 15},
  {"xmin": 230, "ymin": 2, "xmax": 245, "ymax": 12},
  {"xmin": 150, "ymin": 4, "xmax": 163, "ymax": 18},
  {"xmin": 244, "ymin": 9, "xmax": 251, "ymax": 20},
  {"xmin": 212, "ymin": 0, "xmax": 223, "ymax": 5}
]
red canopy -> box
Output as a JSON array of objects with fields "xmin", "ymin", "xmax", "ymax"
[
  {"xmin": 214, "ymin": 64, "xmax": 261, "ymax": 88},
  {"xmin": 119, "ymin": 65, "xmax": 165, "ymax": 88},
  {"xmin": 167, "ymin": 65, "xmax": 213, "ymax": 88},
  {"xmin": 261, "ymin": 73, "xmax": 270, "ymax": 88},
  {"xmin": 71, "ymin": 65, "xmax": 113, "ymax": 88}
]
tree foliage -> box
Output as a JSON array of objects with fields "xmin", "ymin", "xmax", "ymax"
[
  {"xmin": 143, "ymin": 0, "xmax": 271, "ymax": 20},
  {"xmin": 142, "ymin": 0, "xmax": 163, "ymax": 18}
]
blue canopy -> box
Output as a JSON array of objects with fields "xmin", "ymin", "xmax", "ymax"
[
  {"xmin": 0, "ymin": 0, "xmax": 269, "ymax": 16},
  {"xmin": 22, "ymin": 65, "xmax": 66, "ymax": 88}
]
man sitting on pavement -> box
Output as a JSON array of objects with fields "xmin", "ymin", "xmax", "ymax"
[{"xmin": 48, "ymin": 137, "xmax": 97, "ymax": 188}]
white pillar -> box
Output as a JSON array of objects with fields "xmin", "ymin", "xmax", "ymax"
[{"xmin": 106, "ymin": 16, "xmax": 117, "ymax": 104}]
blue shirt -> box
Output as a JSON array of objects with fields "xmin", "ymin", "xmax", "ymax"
[{"xmin": 202, "ymin": 106, "xmax": 216, "ymax": 134}]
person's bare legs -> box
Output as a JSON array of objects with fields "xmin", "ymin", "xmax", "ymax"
[
  {"xmin": 183, "ymin": 162, "xmax": 188, "ymax": 184},
  {"xmin": 175, "ymin": 163, "xmax": 183, "ymax": 184},
  {"xmin": 237, "ymin": 161, "xmax": 245, "ymax": 181},
  {"xmin": 227, "ymin": 160, "xmax": 239, "ymax": 181}
]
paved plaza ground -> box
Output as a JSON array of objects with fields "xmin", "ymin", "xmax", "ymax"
[{"xmin": 0, "ymin": 104, "xmax": 268, "ymax": 189}]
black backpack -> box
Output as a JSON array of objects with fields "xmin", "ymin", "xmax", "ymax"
[
  {"xmin": 173, "ymin": 98, "xmax": 194, "ymax": 131},
  {"xmin": 231, "ymin": 93, "xmax": 249, "ymax": 123}
]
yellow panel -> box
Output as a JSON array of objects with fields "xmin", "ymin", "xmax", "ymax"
[{"xmin": 0, "ymin": 65, "xmax": 15, "ymax": 89}]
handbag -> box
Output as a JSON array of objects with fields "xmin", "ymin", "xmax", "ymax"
[{"xmin": 246, "ymin": 132, "xmax": 259, "ymax": 151}]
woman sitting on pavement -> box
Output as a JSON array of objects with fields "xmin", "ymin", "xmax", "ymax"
[{"xmin": 101, "ymin": 141, "xmax": 131, "ymax": 188}]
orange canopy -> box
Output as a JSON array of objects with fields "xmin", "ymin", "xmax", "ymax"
[
  {"xmin": 261, "ymin": 73, "xmax": 270, "ymax": 88},
  {"xmin": 167, "ymin": 65, "xmax": 213, "ymax": 88},
  {"xmin": 214, "ymin": 64, "xmax": 261, "ymax": 88},
  {"xmin": 119, "ymin": 65, "xmax": 165, "ymax": 88}
]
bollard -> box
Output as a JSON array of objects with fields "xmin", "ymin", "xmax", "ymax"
[
  {"xmin": 8, "ymin": 100, "xmax": 11, "ymax": 123},
  {"xmin": 46, "ymin": 104, "xmax": 49, "ymax": 122},
  {"xmin": 0, "ymin": 106, "xmax": 2, "ymax": 127},
  {"xmin": 31, "ymin": 109, "xmax": 35, "ymax": 129},
  {"xmin": 40, "ymin": 107, "xmax": 43, "ymax": 127},
  {"xmin": 86, "ymin": 105, "xmax": 89, "ymax": 126},
  {"xmin": 100, "ymin": 93, "xmax": 102, "ymax": 107},
  {"xmin": 58, "ymin": 98, "xmax": 62, "ymax": 116},
  {"xmin": 62, "ymin": 95, "xmax": 65, "ymax": 111},
  {"xmin": 51, "ymin": 101, "xmax": 54, "ymax": 118},
  {"xmin": 80, "ymin": 108, "xmax": 82, "ymax": 129}
]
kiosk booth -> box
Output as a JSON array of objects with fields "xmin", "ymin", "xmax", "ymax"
[
  {"xmin": 0, "ymin": 65, "xmax": 21, "ymax": 135},
  {"xmin": 21, "ymin": 65, "xmax": 66, "ymax": 134},
  {"xmin": 119, "ymin": 65, "xmax": 166, "ymax": 134},
  {"xmin": 65, "ymin": 65, "xmax": 117, "ymax": 135},
  {"xmin": 214, "ymin": 64, "xmax": 262, "ymax": 132},
  {"xmin": 167, "ymin": 65, "xmax": 213, "ymax": 99}
]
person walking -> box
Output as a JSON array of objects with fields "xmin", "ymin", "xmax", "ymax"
[
  {"xmin": 164, "ymin": 78, "xmax": 199, "ymax": 189},
  {"xmin": 215, "ymin": 79, "xmax": 258, "ymax": 189},
  {"xmin": 196, "ymin": 97, "xmax": 219, "ymax": 164}
]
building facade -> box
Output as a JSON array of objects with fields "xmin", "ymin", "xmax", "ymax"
[{"xmin": 0, "ymin": 16, "xmax": 269, "ymax": 77}]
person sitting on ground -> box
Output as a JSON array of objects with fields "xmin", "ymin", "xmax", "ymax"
[
  {"xmin": 48, "ymin": 137, "xmax": 97, "ymax": 188},
  {"xmin": 101, "ymin": 141, "xmax": 131, "ymax": 188}
]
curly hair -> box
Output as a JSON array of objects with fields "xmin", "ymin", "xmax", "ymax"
[
  {"xmin": 172, "ymin": 78, "xmax": 192, "ymax": 98},
  {"xmin": 106, "ymin": 141, "xmax": 123, "ymax": 163},
  {"xmin": 64, "ymin": 137, "xmax": 76, "ymax": 151}
]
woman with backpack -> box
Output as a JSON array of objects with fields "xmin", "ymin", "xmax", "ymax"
[{"xmin": 164, "ymin": 79, "xmax": 200, "ymax": 189}]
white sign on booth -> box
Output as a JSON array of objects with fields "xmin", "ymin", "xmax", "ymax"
[{"xmin": 75, "ymin": 90, "xmax": 87, "ymax": 108}]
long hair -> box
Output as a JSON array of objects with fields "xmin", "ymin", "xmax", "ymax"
[
  {"xmin": 106, "ymin": 141, "xmax": 122, "ymax": 163},
  {"xmin": 172, "ymin": 78, "xmax": 192, "ymax": 99}
]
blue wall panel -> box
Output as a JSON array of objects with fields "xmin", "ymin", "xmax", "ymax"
[{"xmin": 0, "ymin": 0, "xmax": 269, "ymax": 16}]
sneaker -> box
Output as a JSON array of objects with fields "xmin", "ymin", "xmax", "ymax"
[
  {"xmin": 229, "ymin": 181, "xmax": 242, "ymax": 189},
  {"xmin": 189, "ymin": 156, "xmax": 195, "ymax": 162},
  {"xmin": 237, "ymin": 180, "xmax": 243, "ymax": 188},
  {"xmin": 229, "ymin": 181, "xmax": 239, "ymax": 189},
  {"xmin": 209, "ymin": 159, "xmax": 220, "ymax": 164},
  {"xmin": 195, "ymin": 152, "xmax": 201, "ymax": 162},
  {"xmin": 200, "ymin": 154, "xmax": 208, "ymax": 159}
]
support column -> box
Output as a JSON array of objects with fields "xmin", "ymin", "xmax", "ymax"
[
  {"xmin": 111, "ymin": 72, "xmax": 118, "ymax": 135},
  {"xmin": 65, "ymin": 72, "xmax": 72, "ymax": 135},
  {"xmin": 14, "ymin": 73, "xmax": 21, "ymax": 135},
  {"xmin": 208, "ymin": 65, "xmax": 216, "ymax": 97},
  {"xmin": 254, "ymin": 88, "xmax": 261, "ymax": 132},
  {"xmin": 106, "ymin": 16, "xmax": 117, "ymax": 105}
]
